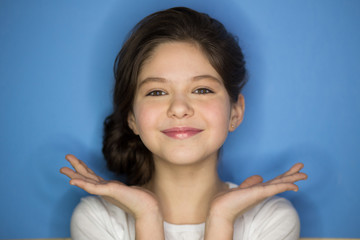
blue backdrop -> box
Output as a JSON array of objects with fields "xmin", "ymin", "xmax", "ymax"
[{"xmin": 0, "ymin": 0, "xmax": 359, "ymax": 238}]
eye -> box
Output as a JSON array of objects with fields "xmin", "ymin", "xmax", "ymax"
[
  {"xmin": 193, "ymin": 88, "xmax": 214, "ymax": 94},
  {"xmin": 146, "ymin": 90, "xmax": 167, "ymax": 96}
]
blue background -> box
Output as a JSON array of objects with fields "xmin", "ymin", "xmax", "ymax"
[{"xmin": 1, "ymin": 0, "xmax": 359, "ymax": 238}]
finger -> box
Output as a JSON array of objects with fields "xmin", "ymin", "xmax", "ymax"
[
  {"xmin": 255, "ymin": 182, "xmax": 300, "ymax": 199},
  {"xmin": 77, "ymin": 159, "xmax": 104, "ymax": 181},
  {"xmin": 267, "ymin": 182, "xmax": 299, "ymax": 194},
  {"xmin": 239, "ymin": 175, "xmax": 263, "ymax": 189},
  {"xmin": 268, "ymin": 172, "xmax": 307, "ymax": 185},
  {"xmin": 275, "ymin": 163, "xmax": 304, "ymax": 180},
  {"xmin": 65, "ymin": 154, "xmax": 87, "ymax": 174},
  {"xmin": 70, "ymin": 179, "xmax": 123, "ymax": 197},
  {"xmin": 60, "ymin": 167, "xmax": 77, "ymax": 179},
  {"xmin": 287, "ymin": 163, "xmax": 304, "ymax": 174},
  {"xmin": 64, "ymin": 155, "xmax": 94, "ymax": 178},
  {"xmin": 69, "ymin": 178, "xmax": 105, "ymax": 193},
  {"xmin": 60, "ymin": 166, "xmax": 100, "ymax": 184},
  {"xmin": 65, "ymin": 154, "xmax": 102, "ymax": 181}
]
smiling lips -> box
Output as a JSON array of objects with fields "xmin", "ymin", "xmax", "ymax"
[{"xmin": 161, "ymin": 127, "xmax": 203, "ymax": 139}]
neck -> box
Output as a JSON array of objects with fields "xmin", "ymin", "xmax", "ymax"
[{"xmin": 144, "ymin": 156, "xmax": 228, "ymax": 224}]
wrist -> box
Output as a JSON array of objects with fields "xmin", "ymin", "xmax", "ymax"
[
  {"xmin": 206, "ymin": 210, "xmax": 234, "ymax": 227},
  {"xmin": 135, "ymin": 212, "xmax": 164, "ymax": 240},
  {"xmin": 205, "ymin": 214, "xmax": 234, "ymax": 240},
  {"xmin": 207, "ymin": 204, "xmax": 236, "ymax": 225},
  {"xmin": 135, "ymin": 209, "xmax": 163, "ymax": 223},
  {"xmin": 134, "ymin": 202, "xmax": 163, "ymax": 220}
]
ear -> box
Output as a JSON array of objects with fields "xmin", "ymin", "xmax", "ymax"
[
  {"xmin": 127, "ymin": 112, "xmax": 139, "ymax": 135},
  {"xmin": 229, "ymin": 94, "xmax": 245, "ymax": 132}
]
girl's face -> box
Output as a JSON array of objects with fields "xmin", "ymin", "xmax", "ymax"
[{"xmin": 128, "ymin": 41, "xmax": 244, "ymax": 166}]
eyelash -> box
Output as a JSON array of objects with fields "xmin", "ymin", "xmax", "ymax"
[
  {"xmin": 145, "ymin": 88, "xmax": 214, "ymax": 96},
  {"xmin": 193, "ymin": 88, "xmax": 214, "ymax": 94},
  {"xmin": 146, "ymin": 90, "xmax": 167, "ymax": 96}
]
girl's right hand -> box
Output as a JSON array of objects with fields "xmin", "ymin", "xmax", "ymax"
[{"xmin": 60, "ymin": 154, "xmax": 162, "ymax": 221}]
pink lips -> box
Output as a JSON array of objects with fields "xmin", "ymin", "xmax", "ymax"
[{"xmin": 161, "ymin": 127, "xmax": 203, "ymax": 140}]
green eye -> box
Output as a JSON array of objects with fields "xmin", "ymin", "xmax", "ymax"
[
  {"xmin": 146, "ymin": 90, "xmax": 167, "ymax": 96},
  {"xmin": 194, "ymin": 88, "xmax": 214, "ymax": 94}
]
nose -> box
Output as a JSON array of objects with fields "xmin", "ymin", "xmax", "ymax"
[{"xmin": 167, "ymin": 94, "xmax": 194, "ymax": 119}]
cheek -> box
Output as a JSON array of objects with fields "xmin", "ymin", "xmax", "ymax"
[
  {"xmin": 133, "ymin": 102, "xmax": 161, "ymax": 133},
  {"xmin": 132, "ymin": 102, "xmax": 165, "ymax": 152},
  {"xmin": 200, "ymin": 98, "xmax": 231, "ymax": 126}
]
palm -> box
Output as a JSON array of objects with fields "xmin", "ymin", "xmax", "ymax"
[{"xmin": 60, "ymin": 154, "xmax": 160, "ymax": 219}]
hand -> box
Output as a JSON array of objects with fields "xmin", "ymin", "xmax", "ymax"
[
  {"xmin": 208, "ymin": 163, "xmax": 307, "ymax": 225},
  {"xmin": 60, "ymin": 154, "xmax": 162, "ymax": 220}
]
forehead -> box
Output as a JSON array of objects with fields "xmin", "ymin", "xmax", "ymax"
[{"xmin": 137, "ymin": 41, "xmax": 222, "ymax": 84}]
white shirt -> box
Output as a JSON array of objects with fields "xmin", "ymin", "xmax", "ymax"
[{"xmin": 71, "ymin": 183, "xmax": 300, "ymax": 240}]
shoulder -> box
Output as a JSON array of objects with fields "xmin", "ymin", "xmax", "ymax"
[
  {"xmin": 71, "ymin": 196, "xmax": 135, "ymax": 240},
  {"xmin": 72, "ymin": 195, "xmax": 109, "ymax": 216},
  {"xmin": 239, "ymin": 196, "xmax": 300, "ymax": 239},
  {"xmin": 247, "ymin": 196, "xmax": 299, "ymax": 225}
]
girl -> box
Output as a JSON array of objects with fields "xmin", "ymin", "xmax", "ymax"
[{"xmin": 60, "ymin": 7, "xmax": 307, "ymax": 240}]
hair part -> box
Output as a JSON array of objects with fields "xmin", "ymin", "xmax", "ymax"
[{"xmin": 103, "ymin": 7, "xmax": 247, "ymax": 186}]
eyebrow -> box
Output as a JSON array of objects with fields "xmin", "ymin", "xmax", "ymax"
[
  {"xmin": 138, "ymin": 75, "xmax": 222, "ymax": 88},
  {"xmin": 193, "ymin": 75, "xmax": 222, "ymax": 85},
  {"xmin": 138, "ymin": 77, "xmax": 168, "ymax": 89}
]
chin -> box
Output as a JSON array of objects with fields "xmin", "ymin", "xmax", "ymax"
[{"xmin": 156, "ymin": 151, "xmax": 218, "ymax": 166}]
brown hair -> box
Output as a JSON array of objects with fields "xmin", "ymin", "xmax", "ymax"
[{"xmin": 102, "ymin": 7, "xmax": 247, "ymax": 186}]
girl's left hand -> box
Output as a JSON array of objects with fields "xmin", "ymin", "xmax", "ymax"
[{"xmin": 207, "ymin": 163, "xmax": 307, "ymax": 225}]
